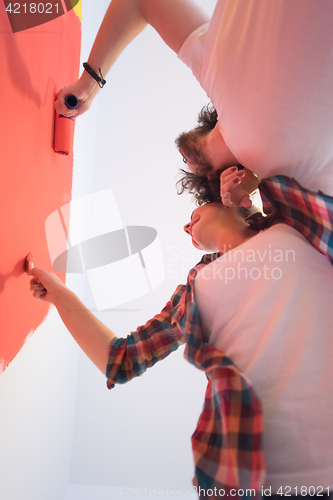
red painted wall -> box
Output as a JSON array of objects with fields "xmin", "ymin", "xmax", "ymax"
[{"xmin": 0, "ymin": 4, "xmax": 81, "ymax": 372}]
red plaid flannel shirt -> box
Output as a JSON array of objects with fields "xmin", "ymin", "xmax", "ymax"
[{"xmin": 106, "ymin": 252, "xmax": 265, "ymax": 497}]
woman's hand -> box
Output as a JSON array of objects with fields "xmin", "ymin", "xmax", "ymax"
[
  {"xmin": 220, "ymin": 166, "xmax": 259, "ymax": 208},
  {"xmin": 27, "ymin": 260, "xmax": 116, "ymax": 374},
  {"xmin": 28, "ymin": 266, "xmax": 67, "ymax": 306}
]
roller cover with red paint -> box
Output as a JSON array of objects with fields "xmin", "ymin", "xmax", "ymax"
[
  {"xmin": 53, "ymin": 95, "xmax": 78, "ymax": 155},
  {"xmin": 25, "ymin": 252, "xmax": 34, "ymax": 273}
]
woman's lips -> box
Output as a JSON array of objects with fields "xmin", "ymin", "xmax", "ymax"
[{"xmin": 189, "ymin": 216, "xmax": 200, "ymax": 236}]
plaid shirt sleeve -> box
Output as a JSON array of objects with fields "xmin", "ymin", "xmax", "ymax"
[{"xmin": 106, "ymin": 285, "xmax": 186, "ymax": 389}]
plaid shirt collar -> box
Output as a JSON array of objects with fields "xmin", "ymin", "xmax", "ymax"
[{"xmin": 247, "ymin": 175, "xmax": 333, "ymax": 264}]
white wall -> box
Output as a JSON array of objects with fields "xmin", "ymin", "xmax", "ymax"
[
  {"xmin": 66, "ymin": 0, "xmax": 217, "ymax": 498},
  {"xmin": 0, "ymin": 309, "xmax": 79, "ymax": 500}
]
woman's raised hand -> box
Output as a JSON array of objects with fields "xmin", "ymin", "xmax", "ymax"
[{"xmin": 220, "ymin": 166, "xmax": 259, "ymax": 208}]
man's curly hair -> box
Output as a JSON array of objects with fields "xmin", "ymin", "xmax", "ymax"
[
  {"xmin": 175, "ymin": 104, "xmax": 222, "ymax": 205},
  {"xmin": 175, "ymin": 103, "xmax": 220, "ymax": 205},
  {"xmin": 175, "ymin": 104, "xmax": 218, "ymax": 176},
  {"xmin": 175, "ymin": 104, "xmax": 250, "ymax": 212},
  {"xmin": 186, "ymin": 103, "xmax": 218, "ymax": 134}
]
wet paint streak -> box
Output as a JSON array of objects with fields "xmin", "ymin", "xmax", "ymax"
[{"xmin": 0, "ymin": 5, "xmax": 81, "ymax": 372}]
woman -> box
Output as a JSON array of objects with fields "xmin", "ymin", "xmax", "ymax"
[{"xmin": 27, "ymin": 202, "xmax": 333, "ymax": 498}]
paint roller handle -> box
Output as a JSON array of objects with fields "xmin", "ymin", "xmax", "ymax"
[
  {"xmin": 55, "ymin": 73, "xmax": 100, "ymax": 118},
  {"xmin": 65, "ymin": 94, "xmax": 79, "ymax": 110}
]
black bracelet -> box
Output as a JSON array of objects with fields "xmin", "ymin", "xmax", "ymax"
[{"xmin": 83, "ymin": 62, "xmax": 106, "ymax": 88}]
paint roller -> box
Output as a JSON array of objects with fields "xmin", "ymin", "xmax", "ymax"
[
  {"xmin": 54, "ymin": 94, "xmax": 79, "ymax": 155},
  {"xmin": 25, "ymin": 253, "xmax": 46, "ymax": 297},
  {"xmin": 25, "ymin": 252, "xmax": 34, "ymax": 273}
]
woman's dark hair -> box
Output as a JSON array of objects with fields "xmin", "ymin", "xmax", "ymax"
[
  {"xmin": 176, "ymin": 171, "xmax": 252, "ymax": 221},
  {"xmin": 176, "ymin": 169, "xmax": 221, "ymax": 205}
]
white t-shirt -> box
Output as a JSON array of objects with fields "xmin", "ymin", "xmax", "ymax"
[
  {"xmin": 178, "ymin": 0, "xmax": 333, "ymax": 195},
  {"xmin": 194, "ymin": 224, "xmax": 333, "ymax": 492}
]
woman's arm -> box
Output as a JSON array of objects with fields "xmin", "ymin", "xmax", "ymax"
[
  {"xmin": 28, "ymin": 264, "xmax": 185, "ymax": 382},
  {"xmin": 55, "ymin": 0, "xmax": 209, "ymax": 117},
  {"xmin": 28, "ymin": 267, "xmax": 117, "ymax": 375}
]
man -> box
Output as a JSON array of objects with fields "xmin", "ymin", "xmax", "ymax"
[{"xmin": 56, "ymin": 0, "xmax": 333, "ymax": 198}]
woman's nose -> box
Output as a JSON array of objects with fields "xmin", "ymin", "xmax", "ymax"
[{"xmin": 183, "ymin": 222, "xmax": 191, "ymax": 235}]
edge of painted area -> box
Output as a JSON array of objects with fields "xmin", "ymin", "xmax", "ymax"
[{"xmin": 0, "ymin": 5, "xmax": 81, "ymax": 373}]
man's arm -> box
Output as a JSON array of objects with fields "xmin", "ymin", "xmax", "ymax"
[{"xmin": 55, "ymin": 0, "xmax": 210, "ymax": 117}]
